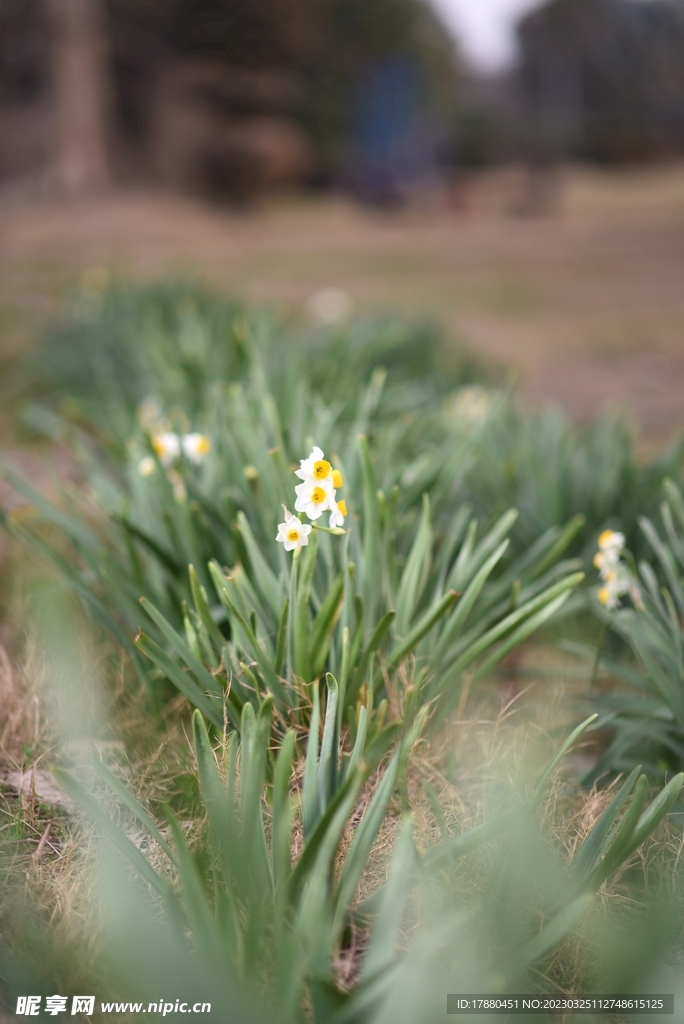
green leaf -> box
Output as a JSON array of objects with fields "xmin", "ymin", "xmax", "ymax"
[
  {"xmin": 295, "ymin": 532, "xmax": 319, "ymax": 681},
  {"xmin": 140, "ymin": 596, "xmax": 223, "ymax": 697},
  {"xmin": 303, "ymin": 682, "xmax": 321, "ymax": 838},
  {"xmin": 239, "ymin": 699, "xmax": 273, "ymax": 892},
  {"xmin": 91, "ymin": 758, "xmax": 176, "ymax": 865},
  {"xmin": 439, "ymin": 573, "xmax": 584, "ymax": 688},
  {"xmin": 135, "ymin": 631, "xmax": 223, "ymax": 726},
  {"xmin": 395, "ymin": 493, "xmax": 432, "ymax": 634},
  {"xmin": 209, "ymin": 565, "xmax": 290, "ymax": 708},
  {"xmin": 432, "ymin": 540, "xmax": 510, "ymax": 665},
  {"xmin": 571, "ymin": 767, "xmax": 641, "ymax": 881},
  {"xmin": 165, "ymin": 814, "xmax": 226, "ymax": 975},
  {"xmin": 472, "ymin": 590, "xmax": 574, "ymax": 682},
  {"xmin": 512, "ymin": 895, "xmax": 593, "ymax": 976},
  {"xmin": 619, "ymin": 772, "xmax": 684, "ymax": 865},
  {"xmin": 310, "ymin": 572, "xmax": 345, "ymax": 678},
  {"xmin": 333, "ymin": 716, "xmax": 423, "ymax": 931},
  {"xmin": 189, "ymin": 564, "xmax": 226, "ymax": 650},
  {"xmin": 236, "ymin": 510, "xmax": 282, "ymax": 617},
  {"xmin": 529, "ymin": 714, "xmax": 598, "ymax": 806},
  {"xmin": 272, "ymin": 729, "xmax": 296, "ymax": 889},
  {"xmin": 360, "ymin": 819, "xmax": 415, "ymax": 982},
  {"xmin": 387, "ymin": 590, "xmax": 458, "ymax": 669},
  {"xmin": 359, "ymin": 434, "xmax": 381, "ymax": 625},
  {"xmin": 274, "ymin": 598, "xmax": 289, "ymax": 677},
  {"xmin": 319, "ymin": 674, "xmax": 340, "ymax": 807}
]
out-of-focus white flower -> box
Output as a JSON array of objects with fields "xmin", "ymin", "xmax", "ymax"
[
  {"xmin": 182, "ymin": 432, "xmax": 211, "ymax": 464},
  {"xmin": 594, "ymin": 528, "xmax": 640, "ymax": 610},
  {"xmin": 295, "ymin": 479, "xmax": 334, "ymax": 520},
  {"xmin": 138, "ymin": 456, "xmax": 157, "ymax": 478},
  {"xmin": 593, "ymin": 529, "xmax": 625, "ymax": 570},
  {"xmin": 276, "ymin": 514, "xmax": 312, "ymax": 553},
  {"xmin": 597, "ymin": 529, "xmax": 625, "ymax": 553},
  {"xmin": 306, "ymin": 287, "xmax": 352, "ymax": 326},
  {"xmin": 152, "ymin": 432, "xmax": 181, "ymax": 467},
  {"xmin": 444, "ymin": 385, "xmax": 492, "ymax": 427},
  {"xmin": 597, "ymin": 565, "xmax": 631, "ymax": 609},
  {"xmin": 329, "ymin": 497, "xmax": 347, "ymax": 529}
]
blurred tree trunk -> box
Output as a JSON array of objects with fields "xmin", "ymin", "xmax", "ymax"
[{"xmin": 44, "ymin": 0, "xmax": 113, "ymax": 194}]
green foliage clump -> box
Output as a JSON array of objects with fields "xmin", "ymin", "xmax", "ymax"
[
  {"xmin": 4, "ymin": 706, "xmax": 675, "ymax": 1022},
  {"xmin": 3, "ymin": 278, "xmax": 684, "ymax": 1018},
  {"xmin": 583, "ymin": 479, "xmax": 684, "ymax": 778}
]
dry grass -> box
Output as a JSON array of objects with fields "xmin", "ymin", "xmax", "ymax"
[{"xmin": 1, "ymin": 620, "xmax": 682, "ymax": 1004}]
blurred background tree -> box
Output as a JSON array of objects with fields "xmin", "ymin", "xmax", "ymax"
[
  {"xmin": 0, "ymin": 0, "xmax": 457, "ymax": 202},
  {"xmin": 518, "ymin": 0, "xmax": 684, "ymax": 163},
  {"xmin": 2, "ymin": 0, "xmax": 684, "ymax": 204}
]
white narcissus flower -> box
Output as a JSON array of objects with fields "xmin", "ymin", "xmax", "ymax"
[
  {"xmin": 276, "ymin": 515, "xmax": 312, "ymax": 553},
  {"xmin": 182, "ymin": 432, "xmax": 211, "ymax": 464},
  {"xmin": 293, "ymin": 443, "xmax": 347, "ymax": 526},
  {"xmin": 138, "ymin": 456, "xmax": 157, "ymax": 477},
  {"xmin": 295, "ymin": 446, "xmax": 333, "ymax": 485},
  {"xmin": 329, "ymin": 497, "xmax": 347, "ymax": 529},
  {"xmin": 295, "ymin": 479, "xmax": 334, "ymax": 520},
  {"xmin": 152, "ymin": 432, "xmax": 181, "ymax": 467}
]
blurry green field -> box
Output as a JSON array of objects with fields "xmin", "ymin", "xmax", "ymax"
[{"xmin": 2, "ymin": 162, "xmax": 684, "ymax": 444}]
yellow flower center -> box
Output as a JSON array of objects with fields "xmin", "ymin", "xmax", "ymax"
[
  {"xmin": 598, "ymin": 587, "xmax": 610, "ymax": 605},
  {"xmin": 311, "ymin": 486, "xmax": 327, "ymax": 504},
  {"xmin": 287, "ymin": 529, "xmax": 300, "ymax": 543},
  {"xmin": 152, "ymin": 437, "xmax": 167, "ymax": 457},
  {"xmin": 196, "ymin": 435, "xmax": 211, "ymax": 455},
  {"xmin": 337, "ymin": 499, "xmax": 347, "ymax": 516},
  {"xmin": 332, "ymin": 469, "xmax": 343, "ymax": 489},
  {"xmin": 598, "ymin": 529, "xmax": 616, "ymax": 548},
  {"xmin": 313, "ymin": 460, "xmax": 332, "ymax": 481}
]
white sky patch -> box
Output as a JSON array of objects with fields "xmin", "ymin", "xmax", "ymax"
[{"xmin": 429, "ymin": 0, "xmax": 546, "ymax": 71}]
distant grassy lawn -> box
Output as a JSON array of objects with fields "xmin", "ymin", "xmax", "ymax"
[{"xmin": 2, "ymin": 161, "xmax": 684, "ymax": 442}]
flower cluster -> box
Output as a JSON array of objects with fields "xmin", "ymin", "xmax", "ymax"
[
  {"xmin": 277, "ymin": 445, "xmax": 347, "ymax": 553},
  {"xmin": 593, "ymin": 529, "xmax": 641, "ymax": 610},
  {"xmin": 138, "ymin": 432, "xmax": 211, "ymax": 477}
]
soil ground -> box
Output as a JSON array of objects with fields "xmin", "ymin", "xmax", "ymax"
[{"xmin": 1, "ymin": 161, "xmax": 684, "ymax": 444}]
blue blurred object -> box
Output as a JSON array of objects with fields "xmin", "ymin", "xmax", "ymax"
[{"xmin": 346, "ymin": 55, "xmax": 437, "ymax": 205}]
